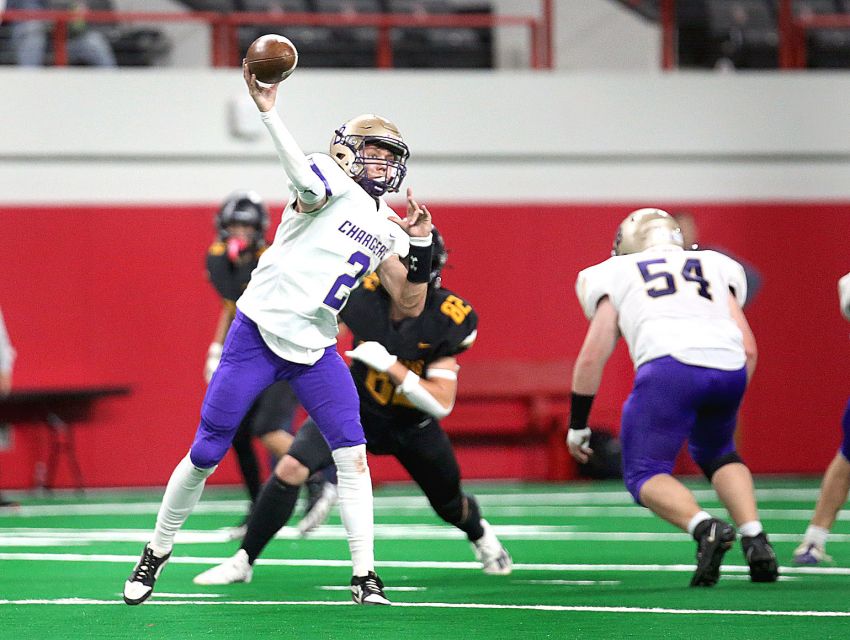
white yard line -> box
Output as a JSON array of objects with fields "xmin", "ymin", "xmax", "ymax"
[
  {"xmin": 1, "ymin": 526, "xmax": 849, "ymax": 545},
  {"xmin": 0, "ymin": 487, "xmax": 829, "ymax": 518},
  {"xmin": 1, "ymin": 551, "xmax": 849, "ymax": 575},
  {"xmin": 0, "ymin": 598, "xmax": 847, "ymax": 617}
]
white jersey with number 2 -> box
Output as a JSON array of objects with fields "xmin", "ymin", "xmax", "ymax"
[
  {"xmin": 237, "ymin": 152, "xmax": 411, "ymax": 365},
  {"xmin": 576, "ymin": 248, "xmax": 748, "ymax": 370}
]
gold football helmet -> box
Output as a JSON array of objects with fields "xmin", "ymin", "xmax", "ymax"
[
  {"xmin": 329, "ymin": 114, "xmax": 409, "ymax": 196},
  {"xmin": 612, "ymin": 208, "xmax": 684, "ymax": 256}
]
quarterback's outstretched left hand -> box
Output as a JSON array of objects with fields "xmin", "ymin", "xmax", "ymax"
[{"xmin": 388, "ymin": 187, "xmax": 432, "ymax": 239}]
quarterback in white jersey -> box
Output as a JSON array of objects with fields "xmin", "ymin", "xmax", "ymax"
[
  {"xmin": 237, "ymin": 151, "xmax": 412, "ymax": 364},
  {"xmin": 567, "ymin": 208, "xmax": 777, "ymax": 588},
  {"xmin": 125, "ymin": 60, "xmax": 433, "ymax": 607}
]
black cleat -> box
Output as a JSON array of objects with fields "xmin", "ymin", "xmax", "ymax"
[
  {"xmin": 123, "ymin": 543, "xmax": 171, "ymax": 605},
  {"xmin": 742, "ymin": 532, "xmax": 779, "ymax": 582},
  {"xmin": 350, "ymin": 571, "xmax": 391, "ymax": 605},
  {"xmin": 690, "ymin": 518, "xmax": 736, "ymax": 587}
]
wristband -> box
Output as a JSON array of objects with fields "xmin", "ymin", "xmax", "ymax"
[
  {"xmin": 569, "ymin": 392, "xmax": 595, "ymax": 431},
  {"xmin": 406, "ymin": 242, "xmax": 433, "ymax": 283}
]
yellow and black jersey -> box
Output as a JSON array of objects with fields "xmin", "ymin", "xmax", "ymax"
[
  {"xmin": 341, "ymin": 275, "xmax": 478, "ymax": 427},
  {"xmin": 205, "ymin": 242, "xmax": 264, "ymax": 303}
]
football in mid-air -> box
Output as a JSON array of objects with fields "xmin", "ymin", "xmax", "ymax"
[{"xmin": 246, "ymin": 34, "xmax": 298, "ymax": 85}]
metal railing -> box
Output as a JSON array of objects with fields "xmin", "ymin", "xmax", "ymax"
[{"xmin": 0, "ymin": 6, "xmax": 553, "ymax": 69}]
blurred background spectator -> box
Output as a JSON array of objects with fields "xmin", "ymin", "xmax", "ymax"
[{"xmin": 7, "ymin": 0, "xmax": 117, "ymax": 66}]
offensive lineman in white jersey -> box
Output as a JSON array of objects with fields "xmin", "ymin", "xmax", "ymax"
[
  {"xmin": 124, "ymin": 61, "xmax": 434, "ymax": 606},
  {"xmin": 566, "ymin": 208, "xmax": 778, "ymax": 587}
]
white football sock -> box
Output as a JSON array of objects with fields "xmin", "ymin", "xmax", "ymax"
[
  {"xmin": 804, "ymin": 524, "xmax": 829, "ymax": 548},
  {"xmin": 149, "ymin": 453, "xmax": 216, "ymax": 556},
  {"xmin": 687, "ymin": 511, "xmax": 712, "ymax": 536},
  {"xmin": 332, "ymin": 444, "xmax": 374, "ymax": 577},
  {"xmin": 738, "ymin": 520, "xmax": 764, "ymax": 538}
]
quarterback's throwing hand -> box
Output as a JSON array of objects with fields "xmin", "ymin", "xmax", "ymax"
[
  {"xmin": 243, "ymin": 59, "xmax": 278, "ymax": 113},
  {"xmin": 345, "ymin": 342, "xmax": 398, "ymax": 373},
  {"xmin": 567, "ymin": 427, "xmax": 594, "ymax": 463}
]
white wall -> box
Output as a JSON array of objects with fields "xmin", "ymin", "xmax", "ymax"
[{"xmin": 2, "ymin": 68, "xmax": 850, "ymax": 204}]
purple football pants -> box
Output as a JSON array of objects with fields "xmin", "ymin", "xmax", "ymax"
[
  {"xmin": 189, "ymin": 310, "xmax": 364, "ymax": 468},
  {"xmin": 620, "ymin": 356, "xmax": 747, "ymax": 503}
]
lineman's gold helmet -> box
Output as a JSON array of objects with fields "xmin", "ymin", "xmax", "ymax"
[{"xmin": 612, "ymin": 208, "xmax": 684, "ymax": 256}]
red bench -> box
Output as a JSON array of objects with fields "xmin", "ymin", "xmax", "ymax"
[{"xmin": 443, "ymin": 360, "xmax": 575, "ymax": 481}]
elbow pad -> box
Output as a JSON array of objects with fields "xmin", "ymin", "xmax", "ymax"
[{"xmin": 397, "ymin": 370, "xmax": 452, "ymax": 419}]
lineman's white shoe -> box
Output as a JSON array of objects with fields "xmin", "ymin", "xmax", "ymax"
[
  {"xmin": 793, "ymin": 541, "xmax": 832, "ymax": 565},
  {"xmin": 297, "ymin": 482, "xmax": 338, "ymax": 536},
  {"xmin": 193, "ymin": 549, "xmax": 253, "ymax": 585},
  {"xmin": 471, "ymin": 519, "xmax": 513, "ymax": 575}
]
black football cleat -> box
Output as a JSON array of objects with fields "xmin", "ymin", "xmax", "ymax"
[
  {"xmin": 123, "ymin": 543, "xmax": 171, "ymax": 605},
  {"xmin": 350, "ymin": 571, "xmax": 391, "ymax": 605},
  {"xmin": 742, "ymin": 532, "xmax": 779, "ymax": 582},
  {"xmin": 690, "ymin": 518, "xmax": 736, "ymax": 587}
]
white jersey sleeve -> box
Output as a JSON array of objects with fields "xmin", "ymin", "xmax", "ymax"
[
  {"xmin": 839, "ymin": 272, "xmax": 850, "ymax": 321},
  {"xmin": 575, "ymin": 262, "xmax": 615, "ymax": 320},
  {"xmin": 377, "ymin": 199, "xmax": 410, "ymax": 260},
  {"xmin": 575, "ymin": 249, "xmax": 746, "ymax": 370},
  {"xmin": 707, "ymin": 250, "xmax": 747, "ymax": 307}
]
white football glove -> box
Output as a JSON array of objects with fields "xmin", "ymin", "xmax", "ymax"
[
  {"xmin": 567, "ymin": 427, "xmax": 593, "ymax": 462},
  {"xmin": 204, "ymin": 342, "xmax": 223, "ymax": 383},
  {"xmin": 344, "ymin": 341, "xmax": 397, "ymax": 372}
]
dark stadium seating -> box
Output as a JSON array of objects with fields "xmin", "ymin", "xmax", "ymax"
[{"xmin": 613, "ymin": 0, "xmax": 850, "ymax": 69}]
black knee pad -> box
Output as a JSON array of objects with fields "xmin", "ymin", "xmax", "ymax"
[
  {"xmin": 433, "ymin": 494, "xmax": 465, "ymax": 525},
  {"xmin": 698, "ymin": 451, "xmax": 744, "ymax": 481},
  {"xmin": 287, "ymin": 419, "xmax": 335, "ymax": 476}
]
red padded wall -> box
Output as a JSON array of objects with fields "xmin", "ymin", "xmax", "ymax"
[{"xmin": 0, "ymin": 203, "xmax": 848, "ymax": 488}]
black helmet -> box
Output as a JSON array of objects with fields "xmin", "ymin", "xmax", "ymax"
[
  {"xmin": 215, "ymin": 190, "xmax": 269, "ymax": 247},
  {"xmin": 429, "ymin": 227, "xmax": 448, "ymax": 288}
]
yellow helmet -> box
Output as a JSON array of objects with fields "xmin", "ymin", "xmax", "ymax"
[
  {"xmin": 329, "ymin": 114, "xmax": 409, "ymax": 196},
  {"xmin": 612, "ymin": 208, "xmax": 684, "ymax": 256}
]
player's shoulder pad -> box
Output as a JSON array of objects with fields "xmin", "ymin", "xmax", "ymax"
[
  {"xmin": 703, "ymin": 250, "xmax": 747, "ymax": 306},
  {"xmin": 575, "ymin": 258, "xmax": 616, "ymax": 320},
  {"xmin": 839, "ymin": 272, "xmax": 850, "ymax": 321},
  {"xmin": 306, "ymin": 152, "xmax": 350, "ymax": 198},
  {"xmin": 432, "ymin": 288, "xmax": 478, "ymax": 353},
  {"xmin": 208, "ymin": 241, "xmax": 226, "ymax": 257}
]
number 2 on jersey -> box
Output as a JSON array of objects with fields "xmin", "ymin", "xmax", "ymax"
[
  {"xmin": 636, "ymin": 258, "xmax": 712, "ymax": 301},
  {"xmin": 323, "ymin": 251, "xmax": 371, "ymax": 310}
]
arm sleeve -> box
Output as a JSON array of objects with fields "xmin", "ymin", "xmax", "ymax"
[
  {"xmin": 840, "ymin": 272, "xmax": 850, "ymax": 321},
  {"xmin": 259, "ymin": 109, "xmax": 326, "ymax": 205}
]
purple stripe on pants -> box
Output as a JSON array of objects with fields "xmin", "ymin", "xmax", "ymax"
[
  {"xmin": 190, "ymin": 310, "xmax": 364, "ymax": 468},
  {"xmin": 620, "ymin": 356, "xmax": 747, "ymax": 503}
]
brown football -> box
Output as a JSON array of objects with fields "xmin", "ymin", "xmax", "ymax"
[{"xmin": 246, "ymin": 34, "xmax": 298, "ymax": 85}]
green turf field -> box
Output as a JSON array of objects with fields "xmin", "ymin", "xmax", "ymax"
[{"xmin": 0, "ymin": 478, "xmax": 848, "ymax": 639}]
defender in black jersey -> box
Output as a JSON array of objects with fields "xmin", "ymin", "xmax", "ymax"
[
  {"xmin": 203, "ymin": 191, "xmax": 307, "ymax": 533},
  {"xmin": 193, "ymin": 229, "xmax": 512, "ymax": 587}
]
